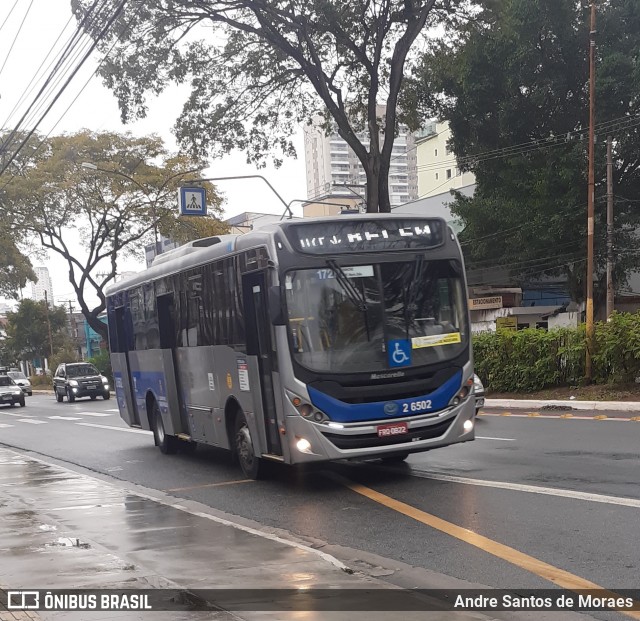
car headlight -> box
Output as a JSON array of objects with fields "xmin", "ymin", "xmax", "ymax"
[
  {"xmin": 13, "ymin": 389, "xmax": 22, "ymax": 395},
  {"xmin": 68, "ymin": 380, "xmax": 79, "ymax": 386},
  {"xmin": 101, "ymin": 376, "xmax": 109, "ymax": 384}
]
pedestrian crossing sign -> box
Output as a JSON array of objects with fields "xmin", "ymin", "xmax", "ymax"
[{"xmin": 178, "ymin": 187, "xmax": 207, "ymax": 216}]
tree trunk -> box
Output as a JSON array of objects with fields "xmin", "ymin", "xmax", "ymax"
[
  {"xmin": 85, "ymin": 310, "xmax": 108, "ymax": 343},
  {"xmin": 377, "ymin": 156, "xmax": 391, "ymax": 213},
  {"xmin": 364, "ymin": 157, "xmax": 380, "ymax": 213}
]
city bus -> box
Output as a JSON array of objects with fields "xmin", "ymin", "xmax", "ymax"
[{"xmin": 105, "ymin": 215, "xmax": 475, "ymax": 478}]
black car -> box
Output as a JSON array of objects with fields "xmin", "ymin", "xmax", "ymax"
[
  {"xmin": 53, "ymin": 363, "xmax": 110, "ymax": 402},
  {"xmin": 0, "ymin": 375, "xmax": 26, "ymax": 407}
]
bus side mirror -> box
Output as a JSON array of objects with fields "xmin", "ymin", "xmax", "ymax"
[{"xmin": 268, "ymin": 286, "xmax": 286, "ymax": 326}]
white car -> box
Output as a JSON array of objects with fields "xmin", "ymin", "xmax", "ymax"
[
  {"xmin": 7, "ymin": 371, "xmax": 33, "ymax": 396},
  {"xmin": 473, "ymin": 374, "xmax": 485, "ymax": 415}
]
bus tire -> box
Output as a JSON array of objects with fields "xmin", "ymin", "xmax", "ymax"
[
  {"xmin": 234, "ymin": 412, "xmax": 264, "ymax": 480},
  {"xmin": 380, "ymin": 452, "xmax": 409, "ymax": 464},
  {"xmin": 152, "ymin": 401, "xmax": 178, "ymax": 455}
]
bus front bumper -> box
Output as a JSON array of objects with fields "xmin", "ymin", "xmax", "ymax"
[{"xmin": 284, "ymin": 398, "xmax": 475, "ymax": 464}]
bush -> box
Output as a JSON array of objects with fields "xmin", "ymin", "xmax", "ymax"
[
  {"xmin": 473, "ymin": 311, "xmax": 640, "ymax": 392},
  {"xmin": 89, "ymin": 350, "xmax": 113, "ymax": 384}
]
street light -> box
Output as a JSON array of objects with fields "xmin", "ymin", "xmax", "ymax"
[{"xmin": 81, "ymin": 161, "xmax": 161, "ymax": 254}]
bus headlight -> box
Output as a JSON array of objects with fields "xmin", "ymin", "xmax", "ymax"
[
  {"xmin": 463, "ymin": 419, "xmax": 474, "ymax": 432},
  {"xmin": 449, "ymin": 377, "xmax": 473, "ymax": 407},
  {"xmin": 296, "ymin": 438, "xmax": 312, "ymax": 453},
  {"xmin": 285, "ymin": 390, "xmax": 329, "ymax": 423}
]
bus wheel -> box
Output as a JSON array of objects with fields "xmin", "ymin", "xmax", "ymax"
[
  {"xmin": 234, "ymin": 412, "xmax": 263, "ymax": 479},
  {"xmin": 152, "ymin": 402, "xmax": 178, "ymax": 455},
  {"xmin": 380, "ymin": 453, "xmax": 409, "ymax": 464}
]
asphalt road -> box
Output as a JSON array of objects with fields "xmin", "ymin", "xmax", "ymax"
[{"xmin": 0, "ymin": 394, "xmax": 638, "ymax": 618}]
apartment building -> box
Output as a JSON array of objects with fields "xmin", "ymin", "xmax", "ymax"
[
  {"xmin": 415, "ymin": 120, "xmax": 475, "ymax": 198},
  {"xmin": 303, "ymin": 108, "xmax": 419, "ymax": 216},
  {"xmin": 30, "ymin": 266, "xmax": 54, "ymax": 306}
]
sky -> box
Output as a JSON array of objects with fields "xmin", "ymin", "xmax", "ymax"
[{"xmin": 0, "ymin": 0, "xmax": 308, "ymax": 309}]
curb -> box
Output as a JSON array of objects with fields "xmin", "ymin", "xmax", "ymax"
[{"xmin": 486, "ymin": 398, "xmax": 640, "ymax": 412}]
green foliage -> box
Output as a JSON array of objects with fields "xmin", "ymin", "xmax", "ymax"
[
  {"xmin": 2, "ymin": 130, "xmax": 224, "ymax": 339},
  {"xmin": 4, "ymin": 300, "xmax": 68, "ymax": 362},
  {"xmin": 474, "ymin": 313, "xmax": 640, "ymax": 392},
  {"xmin": 48, "ymin": 344, "xmax": 80, "ymax": 376},
  {"xmin": 410, "ymin": 0, "xmax": 640, "ymax": 302},
  {"xmin": 70, "ymin": 0, "xmax": 462, "ymax": 212},
  {"xmin": 88, "ymin": 350, "xmax": 113, "ymax": 384}
]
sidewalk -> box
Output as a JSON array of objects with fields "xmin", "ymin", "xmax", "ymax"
[
  {"xmin": 0, "ymin": 448, "xmax": 601, "ymax": 621},
  {"xmin": 485, "ymin": 398, "xmax": 640, "ymax": 412}
]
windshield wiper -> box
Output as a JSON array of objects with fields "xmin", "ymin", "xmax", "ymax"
[
  {"xmin": 326, "ymin": 260, "xmax": 368, "ymax": 313},
  {"xmin": 405, "ymin": 255, "xmax": 424, "ymax": 322}
]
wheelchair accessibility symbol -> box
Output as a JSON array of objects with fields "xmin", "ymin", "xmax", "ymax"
[{"xmin": 388, "ymin": 339, "xmax": 411, "ymax": 368}]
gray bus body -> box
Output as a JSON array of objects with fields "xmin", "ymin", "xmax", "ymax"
[{"xmin": 105, "ymin": 214, "xmax": 475, "ymax": 477}]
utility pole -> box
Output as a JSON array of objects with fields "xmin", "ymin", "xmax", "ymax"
[
  {"xmin": 585, "ymin": 0, "xmax": 596, "ymax": 382},
  {"xmin": 43, "ymin": 291, "xmax": 54, "ymax": 360},
  {"xmin": 606, "ymin": 136, "xmax": 614, "ymax": 319}
]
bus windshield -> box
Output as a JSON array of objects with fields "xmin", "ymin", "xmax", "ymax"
[{"xmin": 284, "ymin": 260, "xmax": 468, "ymax": 374}]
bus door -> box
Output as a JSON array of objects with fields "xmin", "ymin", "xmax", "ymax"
[
  {"xmin": 112, "ymin": 305, "xmax": 140, "ymax": 426},
  {"xmin": 157, "ymin": 293, "xmax": 190, "ymax": 433},
  {"xmin": 242, "ymin": 271, "xmax": 282, "ymax": 455}
]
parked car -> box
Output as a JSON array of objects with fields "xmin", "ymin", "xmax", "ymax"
[
  {"xmin": 53, "ymin": 362, "xmax": 110, "ymax": 402},
  {"xmin": 0, "ymin": 375, "xmax": 26, "ymax": 407},
  {"xmin": 473, "ymin": 374, "xmax": 485, "ymax": 416},
  {"xmin": 6, "ymin": 371, "xmax": 32, "ymax": 396}
]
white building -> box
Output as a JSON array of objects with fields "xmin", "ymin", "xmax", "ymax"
[
  {"xmin": 415, "ymin": 120, "xmax": 476, "ymax": 198},
  {"xmin": 303, "ymin": 107, "xmax": 419, "ymax": 215},
  {"xmin": 30, "ymin": 266, "xmax": 54, "ymax": 306}
]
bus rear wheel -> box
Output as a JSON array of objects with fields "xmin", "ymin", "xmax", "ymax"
[
  {"xmin": 234, "ymin": 412, "xmax": 264, "ymax": 479},
  {"xmin": 152, "ymin": 401, "xmax": 178, "ymax": 455}
]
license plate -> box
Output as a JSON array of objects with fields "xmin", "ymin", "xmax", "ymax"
[
  {"xmin": 86, "ymin": 384, "xmax": 96, "ymax": 389},
  {"xmin": 377, "ymin": 422, "xmax": 408, "ymax": 438},
  {"xmin": 2, "ymin": 395, "xmax": 12, "ymax": 401}
]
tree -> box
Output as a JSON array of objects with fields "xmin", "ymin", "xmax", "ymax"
[
  {"xmin": 409, "ymin": 0, "xmax": 640, "ymax": 303},
  {"xmin": 2, "ymin": 130, "xmax": 226, "ymax": 340},
  {"xmin": 71, "ymin": 0, "xmax": 467, "ymax": 213},
  {"xmin": 4, "ymin": 299, "xmax": 68, "ymax": 363}
]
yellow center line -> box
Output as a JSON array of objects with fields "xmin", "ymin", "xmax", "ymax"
[
  {"xmin": 163, "ymin": 479, "xmax": 253, "ymax": 492},
  {"xmin": 340, "ymin": 477, "xmax": 640, "ymax": 619}
]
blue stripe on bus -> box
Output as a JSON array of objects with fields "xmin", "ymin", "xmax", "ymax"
[
  {"xmin": 131, "ymin": 371, "xmax": 168, "ymax": 410},
  {"xmin": 307, "ymin": 370, "xmax": 463, "ymax": 423}
]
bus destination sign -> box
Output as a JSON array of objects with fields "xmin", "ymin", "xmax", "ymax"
[{"xmin": 287, "ymin": 219, "xmax": 445, "ymax": 254}]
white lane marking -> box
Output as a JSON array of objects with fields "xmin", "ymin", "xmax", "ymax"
[
  {"xmin": 48, "ymin": 416, "xmax": 82, "ymax": 421},
  {"xmin": 105, "ymin": 409, "xmax": 120, "ymax": 412},
  {"xmin": 475, "ymin": 436, "xmax": 516, "ymax": 441},
  {"xmin": 18, "ymin": 419, "xmax": 47, "ymax": 424},
  {"xmin": 407, "ymin": 471, "xmax": 640, "ymax": 508},
  {"xmin": 0, "ymin": 423, "xmax": 13, "ymax": 428},
  {"xmin": 9, "ymin": 448, "xmax": 350, "ymax": 572},
  {"xmin": 76, "ymin": 422, "xmax": 152, "ymax": 435},
  {"xmin": 0, "ymin": 411, "xmax": 33, "ymax": 417},
  {"xmin": 78, "ymin": 412, "xmax": 112, "ymax": 417}
]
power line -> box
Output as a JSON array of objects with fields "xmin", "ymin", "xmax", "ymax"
[
  {"xmin": 0, "ymin": 0, "xmax": 21, "ymax": 36},
  {"xmin": 0, "ymin": 0, "xmax": 35, "ymax": 80},
  {"xmin": 0, "ymin": 0, "xmax": 127, "ymax": 178},
  {"xmin": 0, "ymin": 0, "xmax": 107, "ymax": 158}
]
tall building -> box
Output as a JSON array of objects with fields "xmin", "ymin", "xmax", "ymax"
[
  {"xmin": 30, "ymin": 266, "xmax": 54, "ymax": 306},
  {"xmin": 303, "ymin": 107, "xmax": 419, "ymax": 216},
  {"xmin": 415, "ymin": 120, "xmax": 476, "ymax": 198}
]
